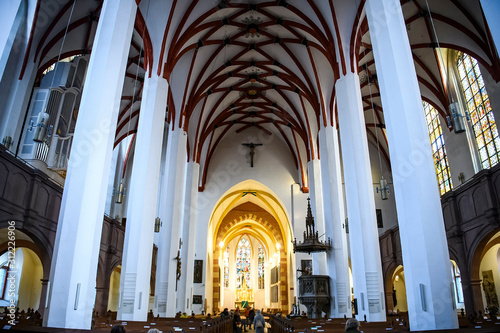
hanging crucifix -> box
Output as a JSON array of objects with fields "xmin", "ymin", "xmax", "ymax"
[
  {"xmin": 242, "ymin": 143, "xmax": 263, "ymax": 167},
  {"xmin": 174, "ymin": 250, "xmax": 181, "ymax": 291}
]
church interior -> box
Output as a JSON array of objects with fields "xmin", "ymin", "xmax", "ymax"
[{"xmin": 1, "ymin": 0, "xmax": 500, "ymax": 332}]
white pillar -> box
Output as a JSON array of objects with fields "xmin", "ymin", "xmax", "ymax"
[
  {"xmin": 319, "ymin": 125, "xmax": 350, "ymax": 318},
  {"xmin": 366, "ymin": 0, "xmax": 458, "ymax": 330},
  {"xmin": 178, "ymin": 161, "xmax": 200, "ymax": 312},
  {"xmin": 44, "ymin": 0, "xmax": 136, "ymax": 329},
  {"xmin": 307, "ymin": 159, "xmax": 328, "ymax": 275},
  {"xmin": 117, "ymin": 74, "xmax": 168, "ymax": 321},
  {"xmin": 154, "ymin": 128, "xmax": 187, "ymax": 317},
  {"xmin": 336, "ymin": 72, "xmax": 386, "ymax": 322},
  {"xmin": 480, "ymin": 0, "xmax": 500, "ymax": 57},
  {"xmin": 0, "ymin": 0, "xmax": 21, "ymax": 80}
]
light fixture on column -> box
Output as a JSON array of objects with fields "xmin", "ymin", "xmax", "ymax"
[
  {"xmin": 115, "ymin": 180, "xmax": 125, "ymax": 204},
  {"xmin": 154, "ymin": 217, "xmax": 161, "ymax": 232},
  {"xmin": 219, "ymin": 241, "xmax": 224, "ymax": 249}
]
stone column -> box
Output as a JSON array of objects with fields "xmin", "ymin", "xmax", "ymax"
[
  {"xmin": 470, "ymin": 279, "xmax": 485, "ymax": 314},
  {"xmin": 336, "ymin": 72, "xmax": 386, "ymax": 322},
  {"xmin": 319, "ymin": 125, "xmax": 350, "ymax": 318},
  {"xmin": 154, "ymin": 128, "xmax": 187, "ymax": 317},
  {"xmin": 480, "ymin": 0, "xmax": 500, "ymax": 57},
  {"xmin": 307, "ymin": 159, "xmax": 328, "ymax": 275},
  {"xmin": 43, "ymin": 0, "xmax": 136, "ymax": 329},
  {"xmin": 117, "ymin": 74, "xmax": 168, "ymax": 321},
  {"xmin": 177, "ymin": 161, "xmax": 200, "ymax": 312},
  {"xmin": 38, "ymin": 279, "xmax": 49, "ymax": 316},
  {"xmin": 0, "ymin": 0, "xmax": 21, "ymax": 80},
  {"xmin": 366, "ymin": 0, "xmax": 459, "ymax": 330}
]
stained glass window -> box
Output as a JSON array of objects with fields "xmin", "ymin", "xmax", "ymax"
[
  {"xmin": 223, "ymin": 246, "xmax": 229, "ymax": 288},
  {"xmin": 423, "ymin": 102, "xmax": 453, "ymax": 195},
  {"xmin": 457, "ymin": 52, "xmax": 500, "ymax": 168},
  {"xmin": 236, "ymin": 236, "xmax": 251, "ymax": 289},
  {"xmin": 258, "ymin": 244, "xmax": 265, "ymax": 289}
]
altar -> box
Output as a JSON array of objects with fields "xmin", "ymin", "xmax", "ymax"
[{"xmin": 235, "ymin": 301, "xmax": 255, "ymax": 309}]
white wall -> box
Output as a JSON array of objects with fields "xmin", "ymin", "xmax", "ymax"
[{"xmin": 17, "ymin": 248, "xmax": 43, "ymax": 310}]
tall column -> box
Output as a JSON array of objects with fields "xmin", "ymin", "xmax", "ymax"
[
  {"xmin": 177, "ymin": 161, "xmax": 200, "ymax": 312},
  {"xmin": 154, "ymin": 128, "xmax": 187, "ymax": 317},
  {"xmin": 319, "ymin": 125, "xmax": 350, "ymax": 318},
  {"xmin": 117, "ymin": 74, "xmax": 168, "ymax": 321},
  {"xmin": 307, "ymin": 159, "xmax": 327, "ymax": 275},
  {"xmin": 0, "ymin": 0, "xmax": 21, "ymax": 80},
  {"xmin": 480, "ymin": 0, "xmax": 500, "ymax": 57},
  {"xmin": 43, "ymin": 0, "xmax": 136, "ymax": 329},
  {"xmin": 336, "ymin": 72, "xmax": 386, "ymax": 322},
  {"xmin": 366, "ymin": 0, "xmax": 459, "ymax": 330}
]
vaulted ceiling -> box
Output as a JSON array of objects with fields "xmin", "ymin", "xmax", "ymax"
[{"xmin": 22, "ymin": 0, "xmax": 500, "ymax": 190}]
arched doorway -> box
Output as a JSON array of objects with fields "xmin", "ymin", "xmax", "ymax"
[
  {"xmin": 477, "ymin": 233, "xmax": 500, "ymax": 315},
  {"xmin": 0, "ymin": 246, "xmax": 43, "ymax": 311},
  {"xmin": 470, "ymin": 230, "xmax": 500, "ymax": 316},
  {"xmin": 0, "ymin": 226, "xmax": 51, "ymax": 315},
  {"xmin": 108, "ymin": 265, "xmax": 121, "ymax": 311},
  {"xmin": 391, "ymin": 266, "xmax": 407, "ymax": 313},
  {"xmin": 207, "ymin": 181, "xmax": 293, "ymax": 314}
]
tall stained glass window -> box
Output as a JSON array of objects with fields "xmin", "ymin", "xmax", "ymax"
[
  {"xmin": 423, "ymin": 102, "xmax": 453, "ymax": 195},
  {"xmin": 258, "ymin": 244, "xmax": 265, "ymax": 289},
  {"xmin": 457, "ymin": 52, "xmax": 500, "ymax": 168},
  {"xmin": 223, "ymin": 246, "xmax": 229, "ymax": 288},
  {"xmin": 236, "ymin": 236, "xmax": 251, "ymax": 289}
]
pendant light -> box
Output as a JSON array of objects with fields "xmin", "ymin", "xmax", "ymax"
[
  {"xmin": 29, "ymin": 0, "xmax": 77, "ymax": 142},
  {"xmin": 425, "ymin": 0, "xmax": 469, "ymax": 133},
  {"xmin": 365, "ymin": 65, "xmax": 390, "ymax": 200},
  {"xmin": 115, "ymin": 180, "xmax": 125, "ymax": 204}
]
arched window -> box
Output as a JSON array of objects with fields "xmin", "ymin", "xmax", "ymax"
[
  {"xmin": 423, "ymin": 102, "xmax": 452, "ymax": 195},
  {"xmin": 258, "ymin": 244, "xmax": 265, "ymax": 289},
  {"xmin": 236, "ymin": 236, "xmax": 251, "ymax": 289},
  {"xmin": 223, "ymin": 246, "xmax": 229, "ymax": 288},
  {"xmin": 457, "ymin": 52, "xmax": 500, "ymax": 168},
  {"xmin": 451, "ymin": 261, "xmax": 464, "ymax": 304},
  {"xmin": 0, "ymin": 262, "xmax": 8, "ymax": 299}
]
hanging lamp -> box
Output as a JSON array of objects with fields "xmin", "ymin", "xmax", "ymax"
[
  {"xmin": 425, "ymin": 0, "xmax": 469, "ymax": 133},
  {"xmin": 29, "ymin": 0, "xmax": 77, "ymax": 143}
]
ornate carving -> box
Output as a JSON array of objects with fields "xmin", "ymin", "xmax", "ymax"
[{"xmin": 298, "ymin": 275, "xmax": 331, "ymax": 319}]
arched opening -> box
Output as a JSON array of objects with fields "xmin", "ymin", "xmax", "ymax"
[
  {"xmin": 107, "ymin": 265, "xmax": 121, "ymax": 311},
  {"xmin": 0, "ymin": 247, "xmax": 43, "ymax": 311},
  {"xmin": 392, "ymin": 266, "xmax": 407, "ymax": 313},
  {"xmin": 207, "ymin": 180, "xmax": 293, "ymax": 314},
  {"xmin": 0, "ymin": 228, "xmax": 45, "ymax": 312},
  {"xmin": 477, "ymin": 232, "xmax": 500, "ymax": 316},
  {"xmin": 450, "ymin": 260, "xmax": 465, "ymax": 312}
]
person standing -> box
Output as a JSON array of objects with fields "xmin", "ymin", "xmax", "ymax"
[
  {"xmin": 233, "ymin": 309, "xmax": 242, "ymax": 333},
  {"xmin": 253, "ymin": 310, "xmax": 265, "ymax": 333},
  {"xmin": 248, "ymin": 308, "xmax": 255, "ymax": 329},
  {"xmin": 244, "ymin": 307, "xmax": 250, "ymax": 332}
]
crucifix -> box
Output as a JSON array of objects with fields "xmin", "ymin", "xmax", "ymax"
[
  {"xmin": 174, "ymin": 250, "xmax": 181, "ymax": 291},
  {"xmin": 242, "ymin": 142, "xmax": 263, "ymax": 167}
]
